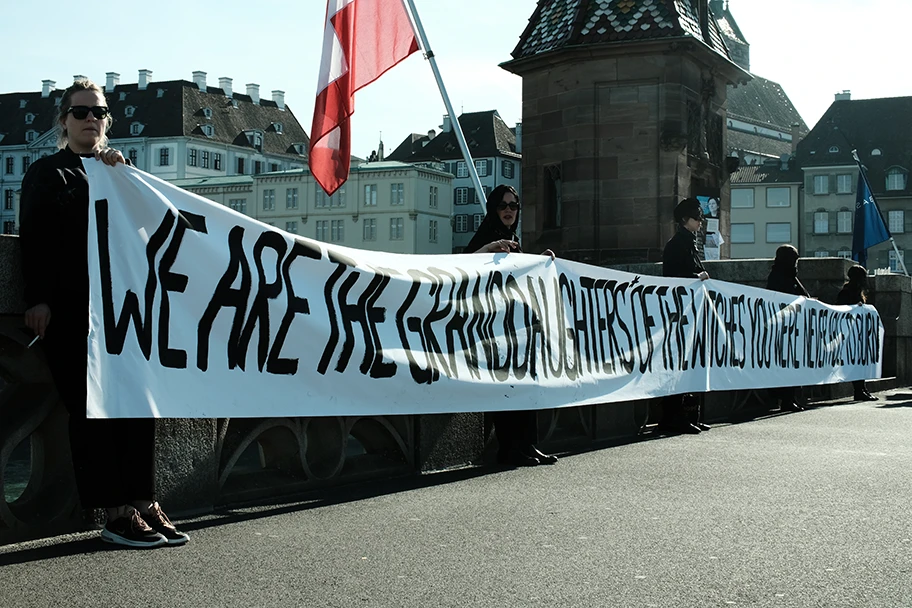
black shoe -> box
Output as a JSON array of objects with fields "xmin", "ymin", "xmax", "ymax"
[
  {"xmin": 854, "ymin": 392, "xmax": 877, "ymax": 402},
  {"xmin": 141, "ymin": 502, "xmax": 189, "ymax": 546},
  {"xmin": 527, "ymin": 445, "xmax": 558, "ymax": 465},
  {"xmin": 694, "ymin": 422, "xmax": 711, "ymax": 431},
  {"xmin": 497, "ymin": 449, "xmax": 539, "ymax": 467},
  {"xmin": 682, "ymin": 423, "xmax": 702, "ymax": 434},
  {"xmin": 780, "ymin": 401, "xmax": 804, "ymax": 412},
  {"xmin": 101, "ymin": 510, "xmax": 167, "ymax": 548}
]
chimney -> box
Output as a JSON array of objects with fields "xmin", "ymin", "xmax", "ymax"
[
  {"xmin": 219, "ymin": 77, "xmax": 233, "ymax": 97},
  {"xmin": 105, "ymin": 72, "xmax": 120, "ymax": 91},
  {"xmin": 246, "ymin": 83, "xmax": 260, "ymax": 104},
  {"xmin": 73, "ymin": 74, "xmax": 87, "ymax": 82},
  {"xmin": 441, "ymin": 114, "xmax": 451, "ymax": 132},
  {"xmin": 835, "ymin": 90, "xmax": 851, "ymax": 101},
  {"xmin": 514, "ymin": 122, "xmax": 523, "ymax": 154},
  {"xmin": 138, "ymin": 69, "xmax": 153, "ymax": 90},
  {"xmin": 41, "ymin": 80, "xmax": 55, "ymax": 98},
  {"xmin": 272, "ymin": 90, "xmax": 285, "ymax": 110},
  {"xmin": 790, "ymin": 123, "xmax": 801, "ymax": 153},
  {"xmin": 192, "ymin": 71, "xmax": 207, "ymax": 91}
]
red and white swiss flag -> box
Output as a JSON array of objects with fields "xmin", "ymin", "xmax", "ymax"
[{"xmin": 310, "ymin": 0, "xmax": 419, "ymax": 195}]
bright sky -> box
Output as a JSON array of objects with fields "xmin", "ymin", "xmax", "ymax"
[{"xmin": 2, "ymin": 0, "xmax": 908, "ymax": 157}]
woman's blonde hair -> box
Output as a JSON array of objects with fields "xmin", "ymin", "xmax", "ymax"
[{"xmin": 54, "ymin": 78, "xmax": 112, "ymax": 149}]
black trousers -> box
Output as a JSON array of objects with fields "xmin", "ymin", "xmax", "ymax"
[
  {"xmin": 492, "ymin": 410, "xmax": 538, "ymax": 455},
  {"xmin": 42, "ymin": 320, "xmax": 155, "ymax": 508},
  {"xmin": 853, "ymin": 380, "xmax": 867, "ymax": 396},
  {"xmin": 661, "ymin": 393, "xmax": 701, "ymax": 425}
]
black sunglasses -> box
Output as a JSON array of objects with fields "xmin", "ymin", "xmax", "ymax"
[
  {"xmin": 66, "ymin": 105, "xmax": 110, "ymax": 120},
  {"xmin": 497, "ymin": 202, "xmax": 521, "ymax": 211}
]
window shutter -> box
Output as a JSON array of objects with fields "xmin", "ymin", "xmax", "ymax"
[
  {"xmin": 468, "ymin": 187, "xmax": 476, "ymax": 205},
  {"xmin": 805, "ymin": 174, "xmax": 814, "ymax": 194},
  {"xmin": 487, "ymin": 159, "xmax": 493, "ymax": 176},
  {"xmin": 829, "ymin": 174, "xmax": 837, "ymax": 194}
]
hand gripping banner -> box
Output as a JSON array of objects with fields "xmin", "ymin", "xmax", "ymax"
[{"xmin": 84, "ymin": 164, "xmax": 883, "ymax": 418}]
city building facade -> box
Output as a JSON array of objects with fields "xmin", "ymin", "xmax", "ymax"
[{"xmin": 729, "ymin": 160, "xmax": 802, "ymax": 258}]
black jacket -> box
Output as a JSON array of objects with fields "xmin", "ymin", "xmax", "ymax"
[
  {"xmin": 662, "ymin": 227, "xmax": 704, "ymax": 278},
  {"xmin": 465, "ymin": 213, "xmax": 521, "ymax": 254},
  {"xmin": 19, "ymin": 147, "xmax": 93, "ymax": 327},
  {"xmin": 766, "ymin": 266, "xmax": 809, "ymax": 297},
  {"xmin": 836, "ymin": 285, "xmax": 865, "ymax": 305}
]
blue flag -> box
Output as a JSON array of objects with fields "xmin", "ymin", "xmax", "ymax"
[{"xmin": 852, "ymin": 170, "xmax": 890, "ymax": 268}]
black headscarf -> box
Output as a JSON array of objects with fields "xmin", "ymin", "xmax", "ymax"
[{"xmin": 464, "ymin": 185, "xmax": 523, "ymax": 254}]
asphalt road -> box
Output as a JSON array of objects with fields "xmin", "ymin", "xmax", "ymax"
[{"xmin": 2, "ymin": 390, "xmax": 911, "ymax": 608}]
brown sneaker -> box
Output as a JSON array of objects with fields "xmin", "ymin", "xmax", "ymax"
[
  {"xmin": 141, "ymin": 502, "xmax": 189, "ymax": 546},
  {"xmin": 101, "ymin": 509, "xmax": 167, "ymax": 548}
]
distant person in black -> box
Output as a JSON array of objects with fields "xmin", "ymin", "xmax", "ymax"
[
  {"xmin": 765, "ymin": 245, "xmax": 807, "ymax": 412},
  {"xmin": 465, "ymin": 185, "xmax": 557, "ymax": 466},
  {"xmin": 19, "ymin": 78, "xmax": 187, "ymax": 548},
  {"xmin": 837, "ymin": 265, "xmax": 877, "ymax": 401},
  {"xmin": 658, "ymin": 197, "xmax": 710, "ymax": 435}
]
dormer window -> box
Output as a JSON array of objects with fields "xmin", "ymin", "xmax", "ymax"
[
  {"xmin": 293, "ymin": 143, "xmax": 306, "ymax": 155},
  {"xmin": 124, "ymin": 105, "xmax": 135, "ymax": 118},
  {"xmin": 872, "ymin": 148, "xmax": 882, "ymax": 156},
  {"xmin": 886, "ymin": 167, "xmax": 908, "ymax": 191},
  {"xmin": 54, "ymin": 97, "xmax": 61, "ymax": 106},
  {"xmin": 25, "ymin": 130, "xmax": 37, "ymax": 142},
  {"xmin": 156, "ymin": 88, "xmax": 165, "ymax": 98},
  {"xmin": 25, "ymin": 113, "xmax": 35, "ymax": 124},
  {"xmin": 828, "ymin": 145, "xmax": 839, "ymax": 153},
  {"xmin": 202, "ymin": 107, "xmax": 212, "ymax": 118},
  {"xmin": 119, "ymin": 92, "xmax": 127, "ymax": 101},
  {"xmin": 272, "ymin": 122, "xmax": 283, "ymax": 134},
  {"xmin": 19, "ymin": 100, "xmax": 26, "ymax": 109},
  {"xmin": 130, "ymin": 122, "xmax": 144, "ymax": 136},
  {"xmin": 201, "ymin": 124, "xmax": 215, "ymax": 137},
  {"xmin": 245, "ymin": 130, "xmax": 263, "ymax": 152}
]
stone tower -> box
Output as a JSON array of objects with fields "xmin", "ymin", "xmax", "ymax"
[{"xmin": 501, "ymin": 0, "xmax": 749, "ymax": 264}]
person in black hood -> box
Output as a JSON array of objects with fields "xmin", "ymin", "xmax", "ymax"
[
  {"xmin": 837, "ymin": 265, "xmax": 877, "ymax": 401},
  {"xmin": 765, "ymin": 244, "xmax": 808, "ymax": 412},
  {"xmin": 658, "ymin": 197, "xmax": 710, "ymax": 435},
  {"xmin": 19, "ymin": 78, "xmax": 187, "ymax": 549},
  {"xmin": 465, "ymin": 185, "xmax": 556, "ymax": 467}
]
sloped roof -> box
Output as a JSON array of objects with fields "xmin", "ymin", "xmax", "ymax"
[
  {"xmin": 0, "ymin": 80, "xmax": 309, "ymax": 157},
  {"xmin": 727, "ymin": 75, "xmax": 807, "ymax": 132},
  {"xmin": 731, "ymin": 162, "xmax": 802, "ymax": 185},
  {"xmin": 386, "ymin": 111, "xmax": 519, "ymax": 162},
  {"xmin": 796, "ymin": 96, "xmax": 912, "ymax": 196},
  {"xmin": 713, "ymin": 1, "xmax": 746, "ymax": 45},
  {"xmin": 511, "ymin": 0, "xmax": 732, "ymax": 60},
  {"xmin": 727, "ymin": 130, "xmax": 793, "ymax": 159}
]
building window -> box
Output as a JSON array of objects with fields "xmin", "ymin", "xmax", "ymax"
[
  {"xmin": 331, "ymin": 186, "xmax": 346, "ymax": 208},
  {"xmin": 203, "ymin": 108, "xmax": 212, "ymax": 119},
  {"xmin": 273, "ymin": 122, "xmax": 283, "ymax": 134},
  {"xmin": 286, "ymin": 188, "xmax": 299, "ymax": 209},
  {"xmin": 213, "ymin": 153, "xmax": 222, "ymax": 171},
  {"xmin": 159, "ymin": 148, "xmax": 170, "ymax": 166},
  {"xmin": 766, "ymin": 223, "xmax": 791, "ymax": 244},
  {"xmin": 731, "ymin": 189, "xmax": 754, "ymax": 208},
  {"xmin": 455, "ymin": 187, "xmax": 468, "ymax": 205},
  {"xmin": 766, "ymin": 187, "xmax": 790, "ymax": 208},
  {"xmin": 228, "ymin": 198, "xmax": 247, "ymax": 213},
  {"xmin": 254, "ymin": 161, "xmax": 262, "ymax": 175},
  {"xmin": 871, "ymin": 149, "xmax": 882, "ymax": 156},
  {"xmin": 3, "ymin": 220, "xmax": 14, "ymax": 234},
  {"xmin": 890, "ymin": 250, "xmax": 905, "ymax": 273},
  {"xmin": 828, "ymin": 146, "xmax": 839, "ymax": 153},
  {"xmin": 128, "ymin": 149, "xmax": 138, "ymax": 165},
  {"xmin": 837, "ymin": 250, "xmax": 852, "ymax": 259},
  {"xmin": 455, "ymin": 214, "xmax": 468, "ymax": 233},
  {"xmin": 5, "ymin": 157, "xmax": 13, "ymax": 174},
  {"xmin": 237, "ymin": 158, "xmax": 245, "ymax": 174},
  {"xmin": 363, "ymin": 218, "xmax": 377, "ymax": 241},
  {"xmin": 837, "ymin": 211, "xmax": 852, "ymax": 234},
  {"xmin": 316, "ymin": 186, "xmax": 330, "ymax": 208},
  {"xmin": 21, "ymin": 156, "xmax": 30, "ymax": 174},
  {"xmin": 24, "ymin": 112, "xmax": 34, "ymax": 124},
  {"xmin": 886, "ymin": 168, "xmax": 907, "ymax": 191},
  {"xmin": 473, "ymin": 213, "xmax": 483, "ymax": 231},
  {"xmin": 502, "ymin": 160, "xmax": 514, "ymax": 179},
  {"xmin": 270, "ymin": 163, "xmax": 279, "ymax": 172},
  {"xmin": 837, "ymin": 174, "xmax": 853, "ymax": 194},
  {"xmin": 815, "ymin": 251, "xmax": 829, "ymax": 258},
  {"xmin": 429, "ymin": 220, "xmax": 438, "ymax": 243},
  {"xmin": 814, "ymin": 211, "xmax": 829, "ymax": 234},
  {"xmin": 188, "ymin": 148, "xmax": 198, "ymax": 167},
  {"xmin": 429, "ymin": 186, "xmax": 438, "ymax": 208},
  {"xmin": 391, "ymin": 183, "xmax": 404, "ymax": 205},
  {"xmin": 456, "ymin": 161, "xmax": 468, "ymax": 178},
  {"xmin": 25, "ymin": 130, "xmax": 37, "ymax": 142},
  {"xmin": 316, "ymin": 220, "xmax": 328, "ymax": 241},
  {"xmin": 331, "ymin": 219, "xmax": 344, "ymax": 242},
  {"xmin": 889, "ymin": 210, "xmax": 904, "ymax": 233},
  {"xmin": 730, "ymin": 223, "xmax": 755, "ymax": 243},
  {"xmin": 130, "ymin": 123, "xmax": 142, "ymax": 136},
  {"xmin": 125, "ymin": 106, "xmax": 135, "ymax": 117},
  {"xmin": 390, "ymin": 217, "xmax": 404, "ymax": 240},
  {"xmin": 262, "ymin": 189, "xmax": 275, "ymax": 211},
  {"xmin": 201, "ymin": 150, "xmax": 210, "ymax": 169},
  {"xmin": 4, "ymin": 190, "xmax": 14, "ymax": 210},
  {"xmin": 475, "ymin": 160, "xmax": 488, "ymax": 177},
  {"xmin": 202, "ymin": 124, "xmax": 215, "ymax": 137},
  {"xmin": 364, "ymin": 184, "xmax": 377, "ymax": 206},
  {"xmin": 285, "ymin": 221, "xmax": 298, "ymax": 234},
  {"xmin": 813, "ymin": 175, "xmax": 829, "ymax": 195}
]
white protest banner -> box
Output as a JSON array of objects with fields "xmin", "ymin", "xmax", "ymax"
[{"xmin": 85, "ymin": 164, "xmax": 883, "ymax": 418}]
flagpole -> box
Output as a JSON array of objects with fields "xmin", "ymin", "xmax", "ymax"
[
  {"xmin": 402, "ymin": 0, "xmax": 487, "ymax": 201},
  {"xmin": 852, "ymin": 150, "xmax": 909, "ymax": 276}
]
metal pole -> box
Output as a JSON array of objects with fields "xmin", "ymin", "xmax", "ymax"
[
  {"xmin": 852, "ymin": 149, "xmax": 908, "ymax": 276},
  {"xmin": 402, "ymin": 0, "xmax": 486, "ymax": 201}
]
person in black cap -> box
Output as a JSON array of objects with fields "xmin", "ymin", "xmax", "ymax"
[{"xmin": 658, "ymin": 197, "xmax": 710, "ymax": 435}]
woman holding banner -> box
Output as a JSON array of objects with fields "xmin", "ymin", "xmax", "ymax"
[
  {"xmin": 765, "ymin": 245, "xmax": 808, "ymax": 412},
  {"xmin": 658, "ymin": 197, "xmax": 710, "ymax": 435},
  {"xmin": 19, "ymin": 78, "xmax": 187, "ymax": 548},
  {"xmin": 465, "ymin": 185, "xmax": 557, "ymax": 467},
  {"xmin": 837, "ymin": 266, "xmax": 877, "ymax": 401}
]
